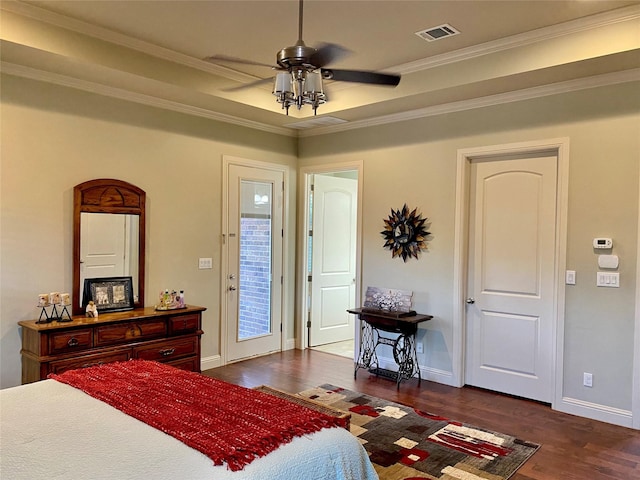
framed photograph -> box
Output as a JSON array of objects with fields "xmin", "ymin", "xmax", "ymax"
[{"xmin": 82, "ymin": 276, "xmax": 134, "ymax": 313}]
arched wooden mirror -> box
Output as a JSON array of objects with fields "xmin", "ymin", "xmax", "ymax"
[{"xmin": 72, "ymin": 179, "xmax": 146, "ymax": 315}]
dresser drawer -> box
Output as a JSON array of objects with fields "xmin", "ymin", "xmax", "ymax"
[
  {"xmin": 165, "ymin": 356, "xmax": 199, "ymax": 372},
  {"xmin": 168, "ymin": 313, "xmax": 200, "ymax": 334},
  {"xmin": 95, "ymin": 319, "xmax": 166, "ymax": 346},
  {"xmin": 134, "ymin": 337, "xmax": 198, "ymax": 362},
  {"xmin": 49, "ymin": 350, "xmax": 131, "ymax": 375},
  {"xmin": 49, "ymin": 329, "xmax": 93, "ymax": 354}
]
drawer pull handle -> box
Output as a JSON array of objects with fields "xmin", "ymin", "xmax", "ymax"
[
  {"xmin": 67, "ymin": 338, "xmax": 79, "ymax": 347},
  {"xmin": 159, "ymin": 348, "xmax": 175, "ymax": 357},
  {"xmin": 129, "ymin": 325, "xmax": 142, "ymax": 336}
]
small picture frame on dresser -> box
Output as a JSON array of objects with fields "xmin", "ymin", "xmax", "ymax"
[{"xmin": 82, "ymin": 277, "xmax": 134, "ymax": 313}]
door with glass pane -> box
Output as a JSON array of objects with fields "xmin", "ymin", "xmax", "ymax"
[{"xmin": 226, "ymin": 164, "xmax": 283, "ymax": 362}]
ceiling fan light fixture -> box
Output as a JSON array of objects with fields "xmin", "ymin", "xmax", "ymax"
[
  {"xmin": 273, "ymin": 72, "xmax": 295, "ymax": 114},
  {"xmin": 273, "ymin": 72, "xmax": 292, "ymax": 93},
  {"xmin": 273, "ymin": 69, "xmax": 325, "ymax": 115},
  {"xmin": 302, "ymin": 71, "xmax": 326, "ymax": 115},
  {"xmin": 210, "ymin": 0, "xmax": 398, "ymax": 116},
  {"xmin": 304, "ymin": 71, "xmax": 323, "ymax": 94}
]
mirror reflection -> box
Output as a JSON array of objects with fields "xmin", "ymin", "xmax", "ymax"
[
  {"xmin": 79, "ymin": 212, "xmax": 139, "ymax": 309},
  {"xmin": 73, "ymin": 179, "xmax": 145, "ymax": 315}
]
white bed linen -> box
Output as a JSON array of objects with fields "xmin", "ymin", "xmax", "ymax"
[{"xmin": 1, "ymin": 379, "xmax": 378, "ymax": 480}]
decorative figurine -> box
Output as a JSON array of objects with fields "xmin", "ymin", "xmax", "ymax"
[
  {"xmin": 155, "ymin": 288, "xmax": 186, "ymax": 310},
  {"xmin": 85, "ymin": 300, "xmax": 98, "ymax": 318},
  {"xmin": 38, "ymin": 294, "xmax": 49, "ymax": 307}
]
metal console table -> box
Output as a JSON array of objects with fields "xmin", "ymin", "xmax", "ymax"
[{"xmin": 348, "ymin": 307, "xmax": 432, "ymax": 389}]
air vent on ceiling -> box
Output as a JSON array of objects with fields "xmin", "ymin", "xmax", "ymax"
[
  {"xmin": 415, "ymin": 23, "xmax": 460, "ymax": 42},
  {"xmin": 286, "ymin": 116, "xmax": 348, "ymax": 130}
]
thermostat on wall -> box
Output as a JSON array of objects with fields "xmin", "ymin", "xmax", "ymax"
[{"xmin": 593, "ymin": 238, "xmax": 612, "ymax": 249}]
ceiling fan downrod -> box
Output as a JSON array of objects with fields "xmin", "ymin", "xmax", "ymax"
[
  {"xmin": 273, "ymin": 0, "xmax": 325, "ymax": 115},
  {"xmin": 297, "ymin": 0, "xmax": 304, "ymax": 44}
]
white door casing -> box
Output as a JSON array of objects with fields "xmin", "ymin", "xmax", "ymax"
[
  {"xmin": 225, "ymin": 163, "xmax": 283, "ymax": 362},
  {"xmin": 309, "ymin": 174, "xmax": 357, "ymax": 347},
  {"xmin": 465, "ymin": 154, "xmax": 558, "ymax": 403}
]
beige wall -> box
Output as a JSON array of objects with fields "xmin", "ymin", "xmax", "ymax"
[
  {"xmin": 2, "ymin": 72, "xmax": 638, "ymax": 427},
  {"xmin": 0, "ymin": 75, "xmax": 297, "ymax": 388},
  {"xmin": 299, "ymin": 81, "xmax": 639, "ymax": 422}
]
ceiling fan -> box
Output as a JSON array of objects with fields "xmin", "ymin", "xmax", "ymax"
[{"xmin": 204, "ymin": 0, "xmax": 401, "ymax": 115}]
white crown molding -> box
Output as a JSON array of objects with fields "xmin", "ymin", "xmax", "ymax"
[
  {"xmin": 2, "ymin": 0, "xmax": 638, "ymax": 137},
  {"xmin": 6, "ymin": 1, "xmax": 639, "ymax": 82},
  {"xmin": 0, "ymin": 61, "xmax": 296, "ymax": 137},
  {"xmin": 3, "ymin": 61, "xmax": 637, "ymax": 139},
  {"xmin": 2, "ymin": 0, "xmax": 257, "ymax": 84},
  {"xmin": 396, "ymin": 4, "xmax": 640, "ymax": 74},
  {"xmin": 298, "ymin": 69, "xmax": 640, "ymax": 137}
]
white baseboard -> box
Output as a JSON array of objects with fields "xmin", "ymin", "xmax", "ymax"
[
  {"xmin": 374, "ymin": 356, "xmax": 456, "ymax": 387},
  {"xmin": 421, "ymin": 366, "xmax": 457, "ymax": 387},
  {"xmin": 376, "ymin": 355, "xmax": 635, "ymax": 428},
  {"xmin": 556, "ymin": 396, "xmax": 633, "ymax": 428},
  {"xmin": 201, "ymin": 341, "xmax": 296, "ymax": 372},
  {"xmin": 203, "ymin": 351, "xmax": 636, "ymax": 429},
  {"xmin": 200, "ymin": 355, "xmax": 222, "ymax": 372}
]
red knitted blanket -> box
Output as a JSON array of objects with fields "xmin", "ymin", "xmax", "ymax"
[{"xmin": 50, "ymin": 360, "xmax": 341, "ymax": 471}]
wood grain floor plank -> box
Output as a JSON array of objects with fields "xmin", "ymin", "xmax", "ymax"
[{"xmin": 202, "ymin": 350, "xmax": 640, "ymax": 480}]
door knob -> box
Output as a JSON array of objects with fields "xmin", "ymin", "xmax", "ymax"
[
  {"xmin": 229, "ymin": 285, "xmax": 237, "ymax": 291},
  {"xmin": 466, "ymin": 297, "xmax": 475, "ymax": 304}
]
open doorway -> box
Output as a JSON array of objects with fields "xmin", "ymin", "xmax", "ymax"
[{"xmin": 300, "ymin": 164, "xmax": 362, "ymax": 359}]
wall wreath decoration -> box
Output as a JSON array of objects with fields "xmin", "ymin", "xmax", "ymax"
[{"xmin": 381, "ymin": 204, "xmax": 431, "ymax": 262}]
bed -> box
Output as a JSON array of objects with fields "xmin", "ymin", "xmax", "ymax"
[{"xmin": 0, "ymin": 360, "xmax": 378, "ymax": 480}]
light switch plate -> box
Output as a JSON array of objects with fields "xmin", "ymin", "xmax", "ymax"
[
  {"xmin": 565, "ymin": 270, "xmax": 576, "ymax": 285},
  {"xmin": 198, "ymin": 257, "xmax": 213, "ymax": 269},
  {"xmin": 596, "ymin": 271, "xmax": 619, "ymax": 287}
]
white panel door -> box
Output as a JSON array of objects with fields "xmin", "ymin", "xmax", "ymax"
[
  {"xmin": 80, "ymin": 213, "xmax": 128, "ymax": 305},
  {"xmin": 309, "ymin": 175, "xmax": 357, "ymax": 347},
  {"xmin": 226, "ymin": 164, "xmax": 283, "ymax": 362},
  {"xmin": 466, "ymin": 155, "xmax": 557, "ymax": 402}
]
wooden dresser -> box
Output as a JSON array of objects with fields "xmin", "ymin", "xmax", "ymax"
[{"xmin": 18, "ymin": 305, "xmax": 205, "ymax": 384}]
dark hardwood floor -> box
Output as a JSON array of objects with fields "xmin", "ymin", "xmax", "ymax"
[{"xmin": 203, "ymin": 349, "xmax": 640, "ymax": 480}]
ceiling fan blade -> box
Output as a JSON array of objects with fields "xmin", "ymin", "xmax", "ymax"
[
  {"xmin": 203, "ymin": 54, "xmax": 275, "ymax": 68},
  {"xmin": 321, "ymin": 69, "xmax": 400, "ymax": 86},
  {"xmin": 222, "ymin": 76, "xmax": 274, "ymax": 92},
  {"xmin": 310, "ymin": 43, "xmax": 351, "ymax": 68}
]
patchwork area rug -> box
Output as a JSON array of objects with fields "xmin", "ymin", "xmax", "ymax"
[{"xmin": 298, "ymin": 384, "xmax": 540, "ymax": 480}]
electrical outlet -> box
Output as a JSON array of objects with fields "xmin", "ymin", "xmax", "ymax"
[
  {"xmin": 583, "ymin": 372, "xmax": 593, "ymax": 387},
  {"xmin": 416, "ymin": 341, "xmax": 423, "ymax": 354}
]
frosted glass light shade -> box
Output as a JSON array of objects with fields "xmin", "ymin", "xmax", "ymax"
[
  {"xmin": 273, "ymin": 72, "xmax": 292, "ymax": 93},
  {"xmin": 304, "ymin": 71, "xmax": 323, "ymax": 94}
]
